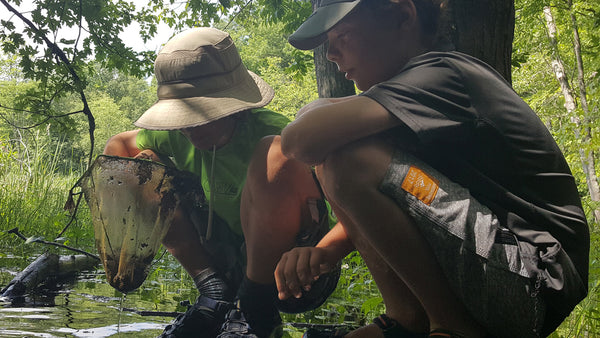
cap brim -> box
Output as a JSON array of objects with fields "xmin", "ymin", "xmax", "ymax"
[
  {"xmin": 288, "ymin": 0, "xmax": 361, "ymax": 50},
  {"xmin": 134, "ymin": 72, "xmax": 274, "ymax": 130}
]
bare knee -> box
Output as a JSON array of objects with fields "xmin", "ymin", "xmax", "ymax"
[
  {"xmin": 241, "ymin": 135, "xmax": 321, "ymax": 236},
  {"xmin": 246, "ymin": 135, "xmax": 319, "ymax": 198},
  {"xmin": 317, "ymin": 136, "xmax": 393, "ymax": 205}
]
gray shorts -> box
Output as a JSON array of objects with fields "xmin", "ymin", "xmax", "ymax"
[{"xmin": 379, "ymin": 150, "xmax": 546, "ymax": 337}]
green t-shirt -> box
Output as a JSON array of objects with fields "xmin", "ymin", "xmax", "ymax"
[{"xmin": 136, "ymin": 108, "xmax": 290, "ymax": 235}]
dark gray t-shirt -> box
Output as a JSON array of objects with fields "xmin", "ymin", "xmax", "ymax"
[{"xmin": 363, "ymin": 51, "xmax": 589, "ymax": 331}]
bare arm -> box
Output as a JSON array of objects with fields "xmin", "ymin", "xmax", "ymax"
[
  {"xmin": 281, "ymin": 95, "xmax": 401, "ymax": 165},
  {"xmin": 294, "ymin": 96, "xmax": 353, "ymax": 118},
  {"xmin": 103, "ymin": 129, "xmax": 163, "ymax": 162},
  {"xmin": 103, "ymin": 130, "xmax": 142, "ymax": 157}
]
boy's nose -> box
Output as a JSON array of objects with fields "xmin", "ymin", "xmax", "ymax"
[{"xmin": 326, "ymin": 43, "xmax": 339, "ymax": 63}]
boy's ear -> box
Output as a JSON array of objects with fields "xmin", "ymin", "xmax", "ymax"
[{"xmin": 390, "ymin": 0, "xmax": 418, "ymax": 28}]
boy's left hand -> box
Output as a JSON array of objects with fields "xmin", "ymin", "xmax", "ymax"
[{"xmin": 274, "ymin": 246, "xmax": 334, "ymax": 300}]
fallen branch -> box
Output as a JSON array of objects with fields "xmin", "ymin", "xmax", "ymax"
[
  {"xmin": 121, "ymin": 308, "xmax": 182, "ymax": 318},
  {"xmin": 7, "ymin": 227, "xmax": 99, "ymax": 261}
]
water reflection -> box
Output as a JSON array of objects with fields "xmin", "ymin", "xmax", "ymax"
[
  {"xmin": 0, "ymin": 253, "xmax": 196, "ymax": 337},
  {"xmin": 55, "ymin": 322, "xmax": 166, "ymax": 337}
]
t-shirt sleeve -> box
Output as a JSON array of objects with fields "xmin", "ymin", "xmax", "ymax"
[
  {"xmin": 135, "ymin": 129, "xmax": 195, "ymax": 169},
  {"xmin": 136, "ymin": 129, "xmax": 175, "ymax": 154},
  {"xmin": 362, "ymin": 54, "xmax": 478, "ymax": 145},
  {"xmin": 252, "ymin": 108, "xmax": 290, "ymax": 135}
]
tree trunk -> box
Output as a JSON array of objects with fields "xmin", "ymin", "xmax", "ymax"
[
  {"xmin": 313, "ymin": 42, "xmax": 356, "ymax": 98},
  {"xmin": 444, "ymin": 0, "xmax": 515, "ymax": 83},
  {"xmin": 543, "ymin": 5, "xmax": 600, "ymax": 225},
  {"xmin": 567, "ymin": 1, "xmax": 600, "ymax": 225},
  {"xmin": 311, "ymin": 0, "xmax": 356, "ymax": 98}
]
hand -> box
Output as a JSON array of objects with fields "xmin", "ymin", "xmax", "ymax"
[
  {"xmin": 134, "ymin": 149, "xmax": 162, "ymax": 163},
  {"xmin": 274, "ymin": 246, "xmax": 335, "ymax": 300}
]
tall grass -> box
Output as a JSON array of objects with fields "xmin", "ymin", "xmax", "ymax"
[{"xmin": 0, "ymin": 130, "xmax": 94, "ymax": 256}]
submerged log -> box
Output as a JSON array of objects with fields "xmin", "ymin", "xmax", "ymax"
[{"xmin": 0, "ymin": 252, "xmax": 99, "ymax": 301}]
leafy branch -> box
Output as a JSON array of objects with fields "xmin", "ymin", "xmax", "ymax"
[{"xmin": 1, "ymin": 0, "xmax": 96, "ymax": 168}]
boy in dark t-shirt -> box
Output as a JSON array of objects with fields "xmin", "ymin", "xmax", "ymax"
[{"xmin": 275, "ymin": 0, "xmax": 589, "ymax": 337}]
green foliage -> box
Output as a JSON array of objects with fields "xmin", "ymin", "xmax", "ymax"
[
  {"xmin": 0, "ymin": 55, "xmax": 156, "ymax": 170},
  {"xmin": 0, "ymin": 131, "xmax": 89, "ymax": 250},
  {"xmin": 1, "ymin": 0, "xmax": 154, "ymax": 78},
  {"xmin": 227, "ymin": 20, "xmax": 318, "ymax": 120},
  {"xmin": 281, "ymin": 251, "xmax": 384, "ymax": 334},
  {"xmin": 66, "ymin": 63, "xmax": 157, "ymax": 157},
  {"xmin": 513, "ymin": 0, "xmax": 600, "ymax": 220},
  {"xmin": 513, "ymin": 0, "xmax": 600, "ymax": 334}
]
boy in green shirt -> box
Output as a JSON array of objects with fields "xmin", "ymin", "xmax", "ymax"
[{"xmin": 104, "ymin": 27, "xmax": 336, "ymax": 338}]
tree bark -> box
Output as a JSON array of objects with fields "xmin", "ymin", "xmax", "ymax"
[
  {"xmin": 444, "ymin": 0, "xmax": 515, "ymax": 83},
  {"xmin": 543, "ymin": 5, "xmax": 600, "ymax": 224},
  {"xmin": 311, "ymin": 0, "xmax": 356, "ymax": 98},
  {"xmin": 313, "ymin": 42, "xmax": 356, "ymax": 98},
  {"xmin": 0, "ymin": 252, "xmax": 99, "ymax": 301}
]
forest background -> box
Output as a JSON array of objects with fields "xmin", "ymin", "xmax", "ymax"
[{"xmin": 0, "ymin": 0, "xmax": 599, "ymax": 336}]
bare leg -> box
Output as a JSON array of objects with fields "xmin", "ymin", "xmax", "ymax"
[
  {"xmin": 162, "ymin": 208, "xmax": 212, "ymax": 278},
  {"xmin": 242, "ymin": 135, "xmax": 322, "ymax": 284},
  {"xmin": 317, "ymin": 136, "xmax": 485, "ymax": 337},
  {"xmin": 327, "ymin": 198, "xmax": 429, "ymax": 338}
]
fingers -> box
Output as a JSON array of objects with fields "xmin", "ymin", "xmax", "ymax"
[
  {"xmin": 275, "ymin": 253, "xmax": 293, "ymax": 300},
  {"xmin": 310, "ymin": 250, "xmax": 333, "ymax": 278},
  {"xmin": 134, "ymin": 149, "xmax": 161, "ymax": 163},
  {"xmin": 275, "ymin": 247, "xmax": 329, "ymax": 301},
  {"xmin": 276, "ymin": 250, "xmax": 304, "ymax": 300}
]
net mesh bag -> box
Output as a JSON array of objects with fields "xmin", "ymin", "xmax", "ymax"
[{"xmin": 78, "ymin": 155, "xmax": 203, "ymax": 293}]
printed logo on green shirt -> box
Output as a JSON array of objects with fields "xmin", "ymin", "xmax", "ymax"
[{"xmin": 212, "ymin": 181, "xmax": 238, "ymax": 197}]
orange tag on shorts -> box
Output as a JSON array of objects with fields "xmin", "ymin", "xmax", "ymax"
[{"xmin": 401, "ymin": 166, "xmax": 439, "ymax": 205}]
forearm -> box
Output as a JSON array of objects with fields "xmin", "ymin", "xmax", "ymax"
[
  {"xmin": 295, "ymin": 96, "xmax": 353, "ymax": 119},
  {"xmin": 275, "ymin": 221, "xmax": 355, "ymax": 299},
  {"xmin": 316, "ymin": 222, "xmax": 355, "ymax": 264},
  {"xmin": 281, "ymin": 96, "xmax": 400, "ymax": 165}
]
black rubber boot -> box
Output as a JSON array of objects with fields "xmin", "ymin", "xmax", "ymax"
[
  {"xmin": 217, "ymin": 277, "xmax": 282, "ymax": 338},
  {"xmin": 217, "ymin": 307, "xmax": 282, "ymax": 338},
  {"xmin": 158, "ymin": 295, "xmax": 234, "ymax": 338}
]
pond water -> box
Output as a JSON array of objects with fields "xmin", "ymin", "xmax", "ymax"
[
  {"xmin": 0, "ymin": 252, "xmax": 198, "ymax": 338},
  {"xmin": 0, "ymin": 249, "xmax": 374, "ymax": 338}
]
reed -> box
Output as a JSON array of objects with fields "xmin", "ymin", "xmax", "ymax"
[{"xmin": 0, "ymin": 130, "xmax": 94, "ymax": 253}]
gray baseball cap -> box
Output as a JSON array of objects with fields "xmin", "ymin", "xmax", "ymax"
[{"xmin": 288, "ymin": 0, "xmax": 361, "ymax": 50}]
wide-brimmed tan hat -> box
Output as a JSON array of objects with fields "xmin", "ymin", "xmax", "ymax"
[
  {"xmin": 288, "ymin": 0, "xmax": 361, "ymax": 50},
  {"xmin": 135, "ymin": 27, "xmax": 274, "ymax": 130}
]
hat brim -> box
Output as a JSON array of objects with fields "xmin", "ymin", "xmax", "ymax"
[
  {"xmin": 288, "ymin": 0, "xmax": 361, "ymax": 50},
  {"xmin": 134, "ymin": 71, "xmax": 274, "ymax": 130}
]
